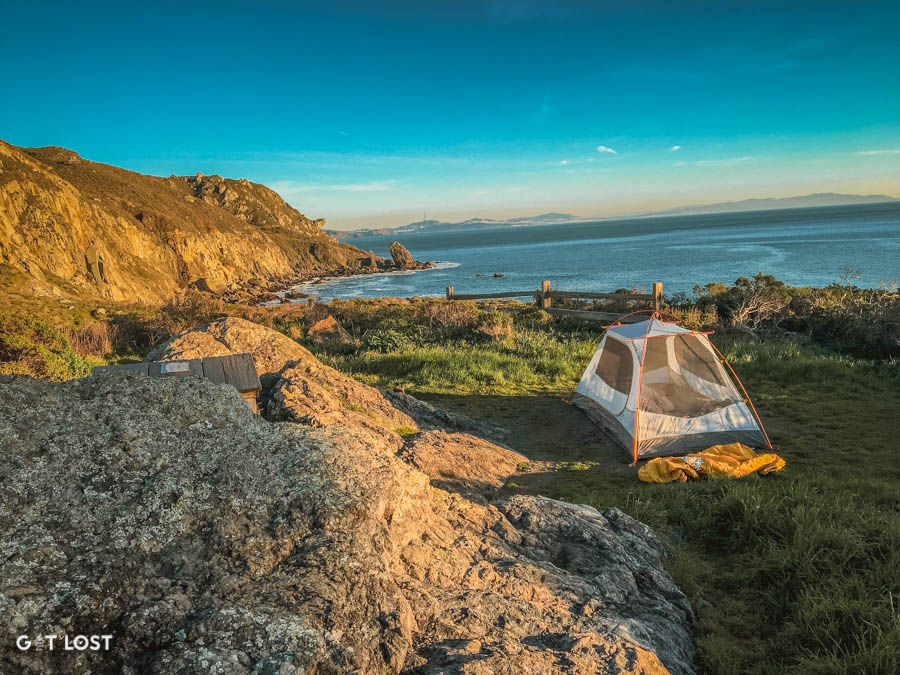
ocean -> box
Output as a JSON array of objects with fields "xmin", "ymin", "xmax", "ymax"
[{"xmin": 292, "ymin": 202, "xmax": 900, "ymax": 301}]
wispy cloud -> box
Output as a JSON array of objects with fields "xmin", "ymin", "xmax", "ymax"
[
  {"xmin": 329, "ymin": 179, "xmax": 397, "ymax": 192},
  {"xmin": 670, "ymin": 145, "xmax": 681, "ymax": 151},
  {"xmin": 272, "ymin": 179, "xmax": 397, "ymax": 195},
  {"xmin": 559, "ymin": 159, "xmax": 569, "ymax": 165},
  {"xmin": 324, "ymin": 125, "xmax": 351, "ymax": 137},
  {"xmin": 856, "ymin": 149, "xmax": 900, "ymax": 156},
  {"xmin": 596, "ymin": 145, "xmax": 617, "ymax": 154},
  {"xmin": 673, "ymin": 156, "xmax": 755, "ymax": 168}
]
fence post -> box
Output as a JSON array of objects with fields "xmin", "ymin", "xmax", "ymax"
[
  {"xmin": 653, "ymin": 282, "xmax": 663, "ymax": 311},
  {"xmin": 446, "ymin": 286, "xmax": 454, "ymax": 300},
  {"xmin": 541, "ymin": 280, "xmax": 552, "ymax": 311}
]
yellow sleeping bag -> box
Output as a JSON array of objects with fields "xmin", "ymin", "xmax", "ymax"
[{"xmin": 638, "ymin": 443, "xmax": 785, "ymax": 483}]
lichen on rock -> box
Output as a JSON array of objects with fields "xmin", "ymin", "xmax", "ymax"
[{"xmin": 0, "ymin": 320, "xmax": 695, "ymax": 674}]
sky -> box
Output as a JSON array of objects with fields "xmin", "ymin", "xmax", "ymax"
[{"xmin": 2, "ymin": 0, "xmax": 900, "ymax": 229}]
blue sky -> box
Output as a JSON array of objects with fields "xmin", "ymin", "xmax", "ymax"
[{"xmin": 3, "ymin": 1, "xmax": 900, "ymax": 228}]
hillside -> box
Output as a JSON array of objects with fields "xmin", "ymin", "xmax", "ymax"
[
  {"xmin": 328, "ymin": 212, "xmax": 586, "ymax": 238},
  {"xmin": 0, "ymin": 140, "xmax": 412, "ymax": 303},
  {"xmin": 648, "ymin": 192, "xmax": 897, "ymax": 216}
]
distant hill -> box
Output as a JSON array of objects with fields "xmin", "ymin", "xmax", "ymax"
[
  {"xmin": 0, "ymin": 140, "xmax": 371, "ymax": 302},
  {"xmin": 328, "ymin": 212, "xmax": 588, "ymax": 238},
  {"xmin": 646, "ymin": 193, "xmax": 897, "ymax": 217},
  {"xmin": 330, "ymin": 194, "xmax": 899, "ymax": 238}
]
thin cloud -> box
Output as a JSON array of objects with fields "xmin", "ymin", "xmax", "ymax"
[
  {"xmin": 559, "ymin": 159, "xmax": 569, "ymax": 165},
  {"xmin": 856, "ymin": 149, "xmax": 900, "ymax": 156},
  {"xmin": 324, "ymin": 125, "xmax": 351, "ymax": 137},
  {"xmin": 596, "ymin": 145, "xmax": 617, "ymax": 154},
  {"xmin": 670, "ymin": 145, "xmax": 681, "ymax": 151},
  {"xmin": 271, "ymin": 179, "xmax": 397, "ymax": 194},
  {"xmin": 329, "ymin": 179, "xmax": 397, "ymax": 192},
  {"xmin": 694, "ymin": 156, "xmax": 754, "ymax": 167}
]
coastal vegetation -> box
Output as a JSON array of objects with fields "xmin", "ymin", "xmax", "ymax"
[{"xmin": 1, "ymin": 275, "xmax": 898, "ymax": 673}]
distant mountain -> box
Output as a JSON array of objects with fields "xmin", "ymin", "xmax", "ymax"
[
  {"xmin": 328, "ymin": 194, "xmax": 899, "ymax": 238},
  {"xmin": 328, "ymin": 212, "xmax": 587, "ymax": 238},
  {"xmin": 647, "ymin": 193, "xmax": 897, "ymax": 217}
]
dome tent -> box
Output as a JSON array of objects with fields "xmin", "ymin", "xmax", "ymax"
[{"xmin": 572, "ymin": 313, "xmax": 772, "ymax": 461}]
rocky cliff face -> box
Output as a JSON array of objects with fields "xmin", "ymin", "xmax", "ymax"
[
  {"xmin": 0, "ymin": 141, "xmax": 424, "ymax": 303},
  {"xmin": 0, "ymin": 319, "xmax": 695, "ymax": 674}
]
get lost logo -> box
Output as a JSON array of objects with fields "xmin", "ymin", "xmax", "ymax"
[{"xmin": 16, "ymin": 634, "xmax": 113, "ymax": 651}]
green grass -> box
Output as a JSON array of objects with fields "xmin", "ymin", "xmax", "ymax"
[
  {"xmin": 321, "ymin": 330, "xmax": 595, "ymax": 394},
  {"xmin": 313, "ymin": 329, "xmax": 900, "ymax": 674}
]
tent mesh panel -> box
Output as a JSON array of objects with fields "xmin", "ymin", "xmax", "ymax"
[
  {"xmin": 594, "ymin": 337, "xmax": 633, "ymax": 394},
  {"xmin": 640, "ymin": 336, "xmax": 740, "ymax": 417}
]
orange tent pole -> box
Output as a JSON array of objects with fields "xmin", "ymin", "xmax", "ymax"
[
  {"xmin": 710, "ymin": 342, "xmax": 774, "ymax": 450},
  {"xmin": 602, "ymin": 308, "xmax": 657, "ymax": 329},
  {"xmin": 631, "ymin": 316, "xmax": 654, "ymax": 463}
]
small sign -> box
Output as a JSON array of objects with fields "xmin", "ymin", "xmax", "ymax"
[{"xmin": 160, "ymin": 362, "xmax": 190, "ymax": 374}]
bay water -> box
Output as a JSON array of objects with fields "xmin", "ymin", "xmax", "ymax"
[{"xmin": 294, "ymin": 202, "xmax": 900, "ymax": 301}]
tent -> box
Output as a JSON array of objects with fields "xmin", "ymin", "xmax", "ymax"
[{"xmin": 572, "ymin": 314, "xmax": 771, "ymax": 461}]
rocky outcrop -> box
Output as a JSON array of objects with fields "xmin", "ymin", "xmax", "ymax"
[
  {"xmin": 306, "ymin": 315, "xmax": 354, "ymax": 347},
  {"xmin": 1, "ymin": 320, "xmax": 695, "ymax": 674},
  {"xmin": 398, "ymin": 430, "xmax": 527, "ymax": 498},
  {"xmin": 389, "ymin": 241, "xmax": 434, "ymax": 271},
  {"xmin": 0, "ymin": 140, "xmax": 428, "ymax": 303},
  {"xmin": 390, "ymin": 241, "xmax": 417, "ymax": 268}
]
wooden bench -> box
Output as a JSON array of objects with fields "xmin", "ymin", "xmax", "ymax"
[{"xmin": 92, "ymin": 353, "xmax": 262, "ymax": 413}]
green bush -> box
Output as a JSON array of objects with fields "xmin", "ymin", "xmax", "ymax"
[
  {"xmin": 362, "ymin": 328, "xmax": 413, "ymax": 352},
  {"xmin": 0, "ymin": 312, "xmax": 100, "ymax": 380}
]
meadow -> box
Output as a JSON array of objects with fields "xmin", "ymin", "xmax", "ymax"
[{"xmin": 1, "ymin": 278, "xmax": 899, "ymax": 673}]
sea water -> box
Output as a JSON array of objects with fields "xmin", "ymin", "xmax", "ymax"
[{"xmin": 292, "ymin": 202, "xmax": 900, "ymax": 300}]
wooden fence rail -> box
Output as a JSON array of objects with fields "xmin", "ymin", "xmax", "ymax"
[{"xmin": 445, "ymin": 280, "xmax": 663, "ymax": 323}]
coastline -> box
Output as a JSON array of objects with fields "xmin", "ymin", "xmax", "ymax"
[{"xmin": 260, "ymin": 260, "xmax": 458, "ymax": 305}]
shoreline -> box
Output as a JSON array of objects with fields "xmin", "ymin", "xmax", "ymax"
[{"xmin": 259, "ymin": 261, "xmax": 458, "ymax": 305}]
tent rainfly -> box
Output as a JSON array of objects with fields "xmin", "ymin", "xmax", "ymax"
[{"xmin": 573, "ymin": 314, "xmax": 772, "ymax": 461}]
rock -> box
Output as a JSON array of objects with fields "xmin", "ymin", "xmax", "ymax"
[
  {"xmin": 90, "ymin": 308, "xmax": 107, "ymax": 318},
  {"xmin": 389, "ymin": 241, "xmax": 417, "ymax": 269},
  {"xmin": 306, "ymin": 315, "xmax": 353, "ymax": 346},
  {"xmin": 0, "ymin": 368, "xmax": 694, "ymax": 674},
  {"xmin": 12, "ymin": 319, "xmax": 697, "ymax": 673},
  {"xmin": 188, "ymin": 277, "xmax": 215, "ymax": 294},
  {"xmin": 398, "ymin": 430, "xmax": 527, "ymax": 498},
  {"xmin": 386, "ymin": 388, "xmax": 509, "ymax": 440},
  {"xmin": 493, "ymin": 272, "xmax": 505, "ymax": 278},
  {"xmin": 145, "ymin": 317, "xmax": 310, "ymax": 396}
]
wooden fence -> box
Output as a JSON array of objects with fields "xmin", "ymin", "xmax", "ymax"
[{"xmin": 445, "ymin": 280, "xmax": 662, "ymax": 323}]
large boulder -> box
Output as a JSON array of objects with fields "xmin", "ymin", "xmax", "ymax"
[
  {"xmin": 146, "ymin": 316, "xmax": 310, "ymax": 394},
  {"xmin": 389, "ymin": 241, "xmax": 417, "ymax": 269},
  {"xmin": 1, "ymin": 320, "xmax": 694, "ymax": 673},
  {"xmin": 398, "ymin": 430, "xmax": 527, "ymax": 499},
  {"xmin": 305, "ymin": 315, "xmax": 354, "ymax": 347},
  {"xmin": 0, "ymin": 373, "xmax": 693, "ymax": 674}
]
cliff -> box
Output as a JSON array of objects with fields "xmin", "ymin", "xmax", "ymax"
[{"xmin": 0, "ymin": 140, "xmax": 425, "ymax": 303}]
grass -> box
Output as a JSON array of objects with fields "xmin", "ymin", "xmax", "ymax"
[
  {"xmin": 322, "ymin": 330, "xmax": 595, "ymax": 395},
  {"xmin": 310, "ymin": 326, "xmax": 900, "ymax": 674}
]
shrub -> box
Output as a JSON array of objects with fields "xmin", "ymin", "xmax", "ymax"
[
  {"xmin": 0, "ymin": 312, "xmax": 99, "ymax": 380},
  {"xmin": 362, "ymin": 328, "xmax": 412, "ymax": 352},
  {"xmin": 65, "ymin": 322, "xmax": 117, "ymax": 357}
]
